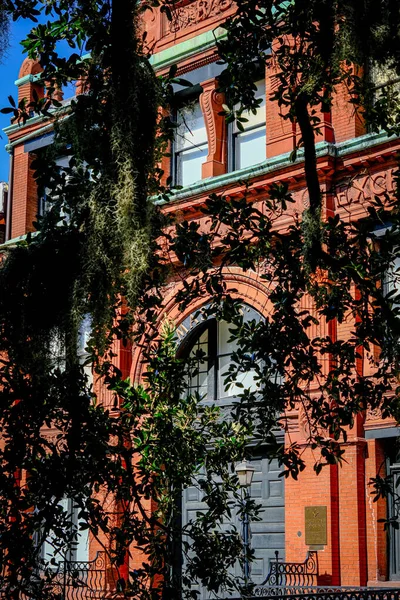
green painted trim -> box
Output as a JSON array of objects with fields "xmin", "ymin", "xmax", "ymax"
[
  {"xmin": 156, "ymin": 141, "xmax": 334, "ymax": 204},
  {"xmin": 150, "ymin": 27, "xmax": 226, "ymax": 71},
  {"xmin": 157, "ymin": 131, "xmax": 400, "ymax": 204},
  {"xmin": 14, "ymin": 54, "xmax": 91, "ymax": 88},
  {"xmin": 3, "ymin": 104, "xmax": 72, "ymax": 141},
  {"xmin": 14, "ymin": 73, "xmax": 42, "ymax": 87},
  {"xmin": 3, "ymin": 113, "xmax": 46, "ymax": 135},
  {"xmin": 336, "ymin": 130, "xmax": 397, "ymax": 156},
  {"xmin": 6, "ymin": 122, "xmax": 54, "ymax": 149},
  {"xmin": 4, "ymin": 112, "xmax": 72, "ymax": 150},
  {"xmin": 0, "ymin": 232, "xmax": 35, "ymax": 249}
]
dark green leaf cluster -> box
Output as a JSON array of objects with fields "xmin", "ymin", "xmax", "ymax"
[{"xmin": 167, "ymin": 179, "xmax": 400, "ymax": 478}]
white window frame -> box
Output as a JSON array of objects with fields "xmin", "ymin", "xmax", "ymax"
[
  {"xmin": 182, "ymin": 305, "xmax": 264, "ymax": 405},
  {"xmin": 229, "ymin": 79, "xmax": 266, "ymax": 171},
  {"xmin": 78, "ymin": 314, "xmax": 93, "ymax": 386},
  {"xmin": 229, "ymin": 79, "xmax": 266, "ymax": 172},
  {"xmin": 39, "ymin": 154, "xmax": 72, "ymax": 219},
  {"xmin": 173, "ymin": 99, "xmax": 208, "ymax": 187}
]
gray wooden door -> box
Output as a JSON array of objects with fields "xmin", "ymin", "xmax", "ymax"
[{"xmin": 181, "ymin": 453, "xmax": 285, "ymax": 598}]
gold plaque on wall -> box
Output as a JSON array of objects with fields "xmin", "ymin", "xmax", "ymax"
[{"xmin": 305, "ymin": 506, "xmax": 327, "ymax": 546}]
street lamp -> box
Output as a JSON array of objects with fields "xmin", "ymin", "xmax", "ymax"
[
  {"xmin": 235, "ymin": 460, "xmax": 255, "ymax": 488},
  {"xmin": 235, "ymin": 460, "xmax": 255, "ymax": 587}
]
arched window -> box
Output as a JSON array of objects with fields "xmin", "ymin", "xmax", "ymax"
[{"xmin": 178, "ymin": 305, "xmax": 260, "ymax": 404}]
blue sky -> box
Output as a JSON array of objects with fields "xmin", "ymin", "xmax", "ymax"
[{"xmin": 0, "ymin": 17, "xmax": 35, "ymax": 182}]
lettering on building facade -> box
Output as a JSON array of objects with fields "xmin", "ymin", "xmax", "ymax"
[{"xmin": 336, "ymin": 168, "xmax": 395, "ymax": 209}]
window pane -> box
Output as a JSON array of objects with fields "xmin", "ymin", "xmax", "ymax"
[
  {"xmin": 42, "ymin": 497, "xmax": 69, "ymax": 563},
  {"xmin": 371, "ymin": 63, "xmax": 400, "ymax": 97},
  {"xmin": 386, "ymin": 256, "xmax": 400, "ymax": 298},
  {"xmin": 218, "ymin": 354, "xmax": 258, "ymax": 399},
  {"xmin": 235, "ymin": 127, "xmax": 266, "ymax": 170},
  {"xmin": 188, "ymin": 328, "xmax": 209, "ymax": 397},
  {"xmin": 233, "ymin": 79, "xmax": 266, "ymax": 132},
  {"xmin": 176, "ymin": 102, "xmax": 207, "ymax": 150},
  {"xmin": 41, "ymin": 498, "xmax": 89, "ymax": 565},
  {"xmin": 177, "ymin": 144, "xmax": 208, "ymax": 187},
  {"xmin": 218, "ymin": 320, "xmax": 238, "ymax": 355},
  {"xmin": 73, "ymin": 509, "xmax": 89, "ymax": 563}
]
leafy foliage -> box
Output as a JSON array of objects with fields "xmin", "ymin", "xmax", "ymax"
[
  {"xmin": 1, "ymin": 0, "xmax": 400, "ymax": 598},
  {"xmin": 0, "ymin": 1, "xmax": 251, "ymax": 598}
]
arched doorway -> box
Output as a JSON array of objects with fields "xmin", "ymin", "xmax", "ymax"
[{"xmin": 177, "ymin": 306, "xmax": 285, "ymax": 597}]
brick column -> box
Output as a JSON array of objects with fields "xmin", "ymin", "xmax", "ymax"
[
  {"xmin": 331, "ymin": 80, "xmax": 365, "ymax": 143},
  {"xmin": 11, "ymin": 145, "xmax": 38, "ymax": 239},
  {"xmin": 17, "ymin": 58, "xmax": 44, "ymax": 106},
  {"xmin": 338, "ymin": 435, "xmax": 368, "ymax": 585},
  {"xmin": 199, "ymin": 78, "xmax": 227, "ymax": 178},
  {"xmin": 365, "ymin": 438, "xmax": 388, "ymax": 582},
  {"xmin": 314, "ymin": 109, "xmax": 335, "ymax": 144},
  {"xmin": 285, "ymin": 443, "xmax": 339, "ymax": 585}
]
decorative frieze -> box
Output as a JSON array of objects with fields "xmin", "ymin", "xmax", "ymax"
[
  {"xmin": 366, "ymin": 406, "xmax": 383, "ymax": 422},
  {"xmin": 163, "ymin": 0, "xmax": 233, "ymax": 35}
]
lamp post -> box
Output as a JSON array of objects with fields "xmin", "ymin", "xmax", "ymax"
[{"xmin": 235, "ymin": 460, "xmax": 255, "ymax": 587}]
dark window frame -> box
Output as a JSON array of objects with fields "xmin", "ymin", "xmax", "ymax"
[{"xmin": 179, "ymin": 310, "xmax": 261, "ymax": 405}]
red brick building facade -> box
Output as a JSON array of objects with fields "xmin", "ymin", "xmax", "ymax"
[{"xmin": 3, "ymin": 3, "xmax": 400, "ymax": 592}]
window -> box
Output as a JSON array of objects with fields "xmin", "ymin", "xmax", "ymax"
[
  {"xmin": 371, "ymin": 63, "xmax": 400, "ymax": 99},
  {"xmin": 41, "ymin": 498, "xmax": 89, "ymax": 565},
  {"xmin": 174, "ymin": 101, "xmax": 208, "ymax": 187},
  {"xmin": 230, "ymin": 80, "xmax": 266, "ymax": 171},
  {"xmin": 47, "ymin": 316, "xmax": 92, "ymax": 387},
  {"xmin": 385, "ymin": 256, "xmax": 400, "ymax": 299},
  {"xmin": 369, "ymin": 63, "xmax": 400, "ymax": 133},
  {"xmin": 78, "ymin": 314, "xmax": 93, "ymax": 386},
  {"xmin": 183, "ymin": 307, "xmax": 260, "ymax": 403},
  {"xmin": 38, "ymin": 155, "xmax": 72, "ymax": 218}
]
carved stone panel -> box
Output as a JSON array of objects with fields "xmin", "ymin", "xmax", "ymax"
[{"xmin": 162, "ymin": 0, "xmax": 233, "ymax": 35}]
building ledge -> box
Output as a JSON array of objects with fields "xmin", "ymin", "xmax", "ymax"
[
  {"xmin": 0, "ymin": 232, "xmax": 34, "ymax": 249},
  {"xmin": 368, "ymin": 581, "xmax": 400, "ymax": 588},
  {"xmin": 158, "ymin": 130, "xmax": 399, "ymax": 206},
  {"xmin": 150, "ymin": 27, "xmax": 227, "ymax": 71}
]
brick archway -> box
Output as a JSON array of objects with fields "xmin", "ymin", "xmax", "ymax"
[{"xmin": 130, "ymin": 266, "xmax": 273, "ymax": 383}]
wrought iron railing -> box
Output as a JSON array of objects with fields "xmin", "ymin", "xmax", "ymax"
[
  {"xmin": 260, "ymin": 551, "xmax": 319, "ymax": 588},
  {"xmin": 54, "ymin": 551, "xmax": 108, "ymax": 600},
  {"xmin": 245, "ymin": 588, "xmax": 400, "ymax": 600},
  {"xmin": 241, "ymin": 551, "xmax": 400, "ymax": 600},
  {"xmin": 0, "ymin": 551, "xmax": 110, "ymax": 600}
]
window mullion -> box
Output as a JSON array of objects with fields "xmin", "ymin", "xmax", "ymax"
[{"xmin": 207, "ymin": 320, "xmax": 217, "ymax": 403}]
